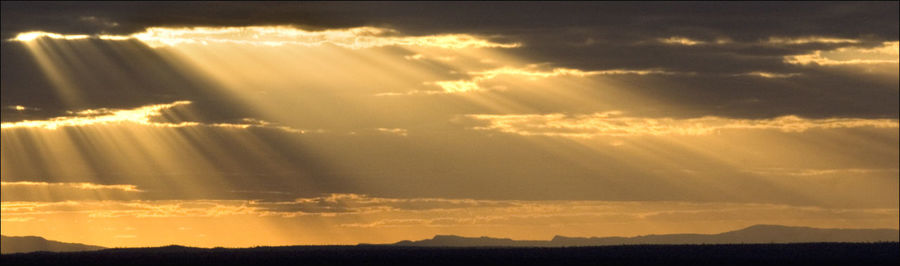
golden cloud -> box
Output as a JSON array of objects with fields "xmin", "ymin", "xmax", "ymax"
[
  {"xmin": 658, "ymin": 36, "xmax": 706, "ymax": 46},
  {"xmin": 376, "ymin": 128, "xmax": 409, "ymax": 136},
  {"xmin": 737, "ymin": 72, "xmax": 801, "ymax": 78},
  {"xmin": 1, "ymin": 181, "xmax": 142, "ymax": 192},
  {"xmin": 13, "ymin": 26, "xmax": 521, "ymax": 49},
  {"xmin": 785, "ymin": 41, "xmax": 899, "ymax": 65},
  {"xmin": 0, "ymin": 182, "xmax": 146, "ymax": 202},
  {"xmin": 1, "ymin": 101, "xmax": 194, "ymax": 130},
  {"xmin": 0, "ymin": 101, "xmax": 304, "ymax": 133},
  {"xmin": 466, "ymin": 112, "xmax": 899, "ymax": 137},
  {"xmin": 11, "ymin": 31, "xmax": 90, "ymax": 42},
  {"xmin": 427, "ymin": 67, "xmax": 681, "ymax": 94},
  {"xmin": 3, "ymin": 196, "xmax": 895, "ymax": 228},
  {"xmin": 765, "ymin": 36, "xmax": 860, "ymax": 45}
]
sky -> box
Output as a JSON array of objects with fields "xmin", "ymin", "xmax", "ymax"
[{"xmin": 0, "ymin": 2, "xmax": 898, "ymax": 247}]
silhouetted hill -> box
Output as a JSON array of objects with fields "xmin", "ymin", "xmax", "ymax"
[
  {"xmin": 393, "ymin": 225, "xmax": 900, "ymax": 247},
  {"xmin": 1, "ymin": 235, "xmax": 105, "ymax": 254},
  {"xmin": 3, "ymin": 243, "xmax": 898, "ymax": 266}
]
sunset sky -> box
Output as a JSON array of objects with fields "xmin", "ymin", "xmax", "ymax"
[{"xmin": 1, "ymin": 2, "xmax": 898, "ymax": 248}]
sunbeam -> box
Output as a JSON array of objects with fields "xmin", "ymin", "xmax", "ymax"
[{"xmin": 2, "ymin": 3, "xmax": 897, "ymax": 250}]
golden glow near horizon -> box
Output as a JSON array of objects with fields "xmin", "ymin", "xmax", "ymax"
[
  {"xmin": 2, "ymin": 194, "xmax": 896, "ymax": 247},
  {"xmin": 2, "ymin": 24, "xmax": 898, "ymax": 248}
]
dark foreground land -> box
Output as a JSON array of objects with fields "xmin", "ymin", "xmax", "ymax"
[{"xmin": 2, "ymin": 242, "xmax": 898, "ymax": 266}]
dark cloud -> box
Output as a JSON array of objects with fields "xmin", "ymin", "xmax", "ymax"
[
  {"xmin": 2, "ymin": 2, "xmax": 896, "ymax": 38},
  {"xmin": 2, "ymin": 2, "xmax": 897, "ymax": 120}
]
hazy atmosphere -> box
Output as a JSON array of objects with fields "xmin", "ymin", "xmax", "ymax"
[{"xmin": 1, "ymin": 2, "xmax": 898, "ymax": 248}]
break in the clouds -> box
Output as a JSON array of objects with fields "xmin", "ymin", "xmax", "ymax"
[{"xmin": 1, "ymin": 2, "xmax": 897, "ymax": 247}]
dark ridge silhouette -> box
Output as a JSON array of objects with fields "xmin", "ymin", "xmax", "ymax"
[
  {"xmin": 1, "ymin": 235, "xmax": 105, "ymax": 254},
  {"xmin": 390, "ymin": 225, "xmax": 900, "ymax": 247},
  {"xmin": 2, "ymin": 243, "xmax": 897, "ymax": 266}
]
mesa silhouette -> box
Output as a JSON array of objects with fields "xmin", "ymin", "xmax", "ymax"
[
  {"xmin": 388, "ymin": 224, "xmax": 900, "ymax": 247},
  {"xmin": 3, "ymin": 224, "xmax": 898, "ymax": 255},
  {"xmin": 3, "ymin": 225, "xmax": 899, "ymax": 266},
  {"xmin": 1, "ymin": 235, "xmax": 105, "ymax": 254}
]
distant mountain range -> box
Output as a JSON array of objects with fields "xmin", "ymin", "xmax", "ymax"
[
  {"xmin": 391, "ymin": 225, "xmax": 900, "ymax": 247},
  {"xmin": 1, "ymin": 235, "xmax": 105, "ymax": 254},
  {"xmin": 2, "ymin": 225, "xmax": 897, "ymax": 254}
]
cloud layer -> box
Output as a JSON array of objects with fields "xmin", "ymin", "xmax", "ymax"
[
  {"xmin": 1, "ymin": 101, "xmax": 304, "ymax": 133},
  {"xmin": 467, "ymin": 112, "xmax": 899, "ymax": 138},
  {"xmin": 0, "ymin": 2, "xmax": 897, "ymax": 247}
]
